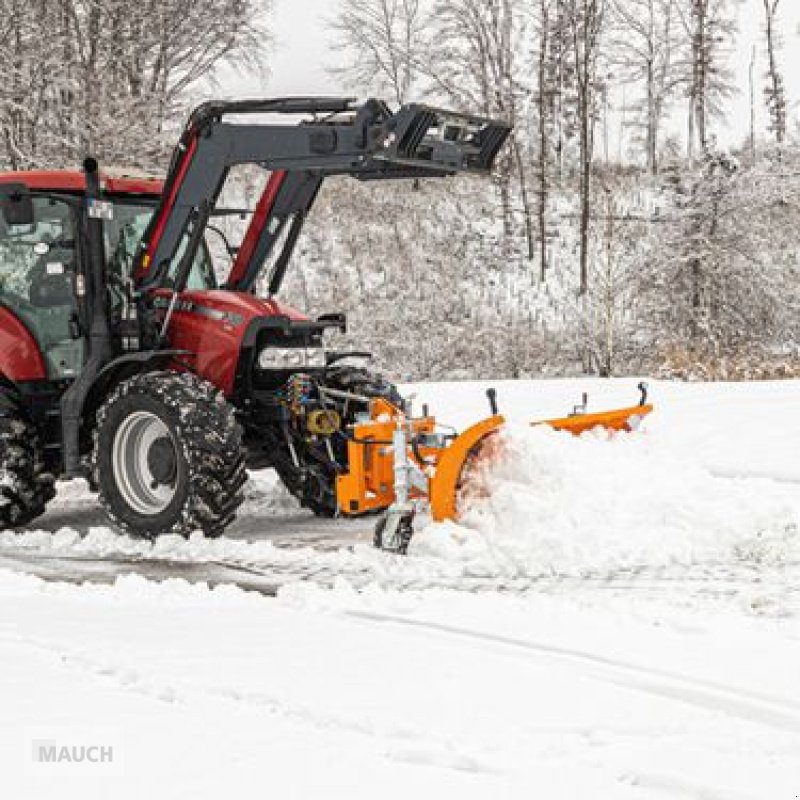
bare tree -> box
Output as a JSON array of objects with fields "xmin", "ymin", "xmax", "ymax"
[
  {"xmin": 424, "ymin": 0, "xmax": 531, "ymax": 256},
  {"xmin": 542, "ymin": 0, "xmax": 574, "ymax": 183},
  {"xmin": 531, "ymin": 0, "xmax": 572, "ymax": 278},
  {"xmin": 609, "ymin": 0, "xmax": 680, "ymax": 173},
  {"xmin": 599, "ymin": 186, "xmax": 617, "ymax": 375},
  {"xmin": 749, "ymin": 44, "xmax": 757, "ymax": 163},
  {"xmin": 681, "ymin": 0, "xmax": 736, "ymax": 160},
  {"xmin": 536, "ymin": 0, "xmax": 554, "ymax": 281},
  {"xmin": 762, "ymin": 0, "xmax": 786, "ymax": 146},
  {"xmin": 564, "ymin": 0, "xmax": 606, "ymax": 294},
  {"xmin": 329, "ymin": 0, "xmax": 424, "ymax": 104}
]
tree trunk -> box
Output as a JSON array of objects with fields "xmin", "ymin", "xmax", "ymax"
[
  {"xmin": 691, "ymin": 0, "xmax": 708, "ymax": 155},
  {"xmin": 763, "ymin": 0, "xmax": 785, "ymax": 145},
  {"xmin": 602, "ymin": 189, "xmax": 615, "ymax": 377},
  {"xmin": 538, "ymin": 0, "xmax": 550, "ymax": 282},
  {"xmin": 513, "ymin": 140, "xmax": 536, "ymax": 261},
  {"xmin": 646, "ymin": 58, "xmax": 657, "ymax": 174}
]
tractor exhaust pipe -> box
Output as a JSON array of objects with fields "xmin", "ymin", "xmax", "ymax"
[
  {"xmin": 60, "ymin": 158, "xmax": 114, "ymax": 475},
  {"xmin": 82, "ymin": 157, "xmax": 113, "ymax": 365}
]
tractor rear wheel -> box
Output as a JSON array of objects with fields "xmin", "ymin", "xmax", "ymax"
[
  {"xmin": 0, "ymin": 407, "xmax": 55, "ymax": 529},
  {"xmin": 92, "ymin": 371, "xmax": 247, "ymax": 538}
]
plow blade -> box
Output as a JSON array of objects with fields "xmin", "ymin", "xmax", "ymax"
[
  {"xmin": 427, "ymin": 401, "xmax": 654, "ymax": 523},
  {"xmin": 429, "ymin": 415, "xmax": 505, "ymax": 523}
]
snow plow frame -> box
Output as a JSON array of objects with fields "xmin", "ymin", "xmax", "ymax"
[{"xmin": 336, "ymin": 386, "xmax": 654, "ymax": 552}]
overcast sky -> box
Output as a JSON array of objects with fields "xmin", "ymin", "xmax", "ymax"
[{"xmin": 220, "ymin": 0, "xmax": 800, "ymax": 149}]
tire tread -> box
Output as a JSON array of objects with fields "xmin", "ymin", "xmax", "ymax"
[
  {"xmin": 92, "ymin": 371, "xmax": 245, "ymax": 538},
  {"xmin": 0, "ymin": 406, "xmax": 55, "ymax": 529}
]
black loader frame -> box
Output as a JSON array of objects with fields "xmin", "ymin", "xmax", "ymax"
[{"xmin": 134, "ymin": 97, "xmax": 510, "ymax": 292}]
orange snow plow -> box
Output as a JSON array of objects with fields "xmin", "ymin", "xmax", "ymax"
[{"xmin": 336, "ymin": 384, "xmax": 654, "ymax": 553}]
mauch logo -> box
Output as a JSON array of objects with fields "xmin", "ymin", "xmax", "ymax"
[
  {"xmin": 33, "ymin": 740, "xmax": 114, "ymax": 764},
  {"xmin": 26, "ymin": 729, "xmax": 123, "ymax": 775}
]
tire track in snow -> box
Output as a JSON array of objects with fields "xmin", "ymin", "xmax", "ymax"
[
  {"xmin": 709, "ymin": 466, "xmax": 800, "ymax": 486},
  {"xmin": 625, "ymin": 772, "xmax": 758, "ymax": 800},
  {"xmin": 345, "ymin": 611, "xmax": 800, "ymax": 734},
  {"xmin": 0, "ymin": 630, "xmax": 499, "ymax": 776}
]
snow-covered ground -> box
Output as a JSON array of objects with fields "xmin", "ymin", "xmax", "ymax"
[{"xmin": 2, "ymin": 378, "xmax": 800, "ymax": 799}]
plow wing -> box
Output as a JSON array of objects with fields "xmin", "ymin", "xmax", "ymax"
[
  {"xmin": 544, "ymin": 403, "xmax": 654, "ymax": 436},
  {"xmin": 335, "ymin": 387, "xmax": 654, "ymax": 552}
]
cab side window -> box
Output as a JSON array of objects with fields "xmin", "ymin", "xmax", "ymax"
[{"xmin": 0, "ymin": 197, "xmax": 82, "ymax": 379}]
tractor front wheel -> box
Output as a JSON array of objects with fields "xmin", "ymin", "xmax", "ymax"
[{"xmin": 92, "ymin": 372, "xmax": 247, "ymax": 538}]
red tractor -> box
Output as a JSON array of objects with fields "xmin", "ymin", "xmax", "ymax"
[{"xmin": 0, "ymin": 98, "xmax": 511, "ymax": 544}]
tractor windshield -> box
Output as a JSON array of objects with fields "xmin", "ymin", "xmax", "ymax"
[
  {"xmin": 107, "ymin": 200, "xmax": 217, "ymax": 290},
  {"xmin": 0, "ymin": 196, "xmax": 83, "ymax": 379}
]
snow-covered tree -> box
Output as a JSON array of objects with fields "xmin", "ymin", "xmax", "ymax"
[
  {"xmin": 0, "ymin": 0, "xmax": 269, "ymax": 169},
  {"xmin": 564, "ymin": 0, "xmax": 607, "ymax": 294},
  {"xmin": 635, "ymin": 149, "xmax": 800, "ymax": 375}
]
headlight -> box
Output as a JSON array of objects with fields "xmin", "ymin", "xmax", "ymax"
[{"xmin": 258, "ymin": 347, "xmax": 327, "ymax": 370}]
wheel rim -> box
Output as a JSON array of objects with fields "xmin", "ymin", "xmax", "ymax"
[{"xmin": 112, "ymin": 411, "xmax": 179, "ymax": 516}]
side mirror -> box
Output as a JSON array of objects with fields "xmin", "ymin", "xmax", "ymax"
[{"xmin": 0, "ymin": 184, "xmax": 34, "ymax": 227}]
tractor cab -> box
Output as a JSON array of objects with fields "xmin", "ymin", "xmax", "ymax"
[{"xmin": 0, "ymin": 171, "xmax": 217, "ymax": 381}]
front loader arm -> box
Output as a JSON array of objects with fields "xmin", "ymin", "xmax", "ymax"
[
  {"xmin": 133, "ymin": 97, "xmax": 511, "ymax": 293},
  {"xmin": 226, "ymin": 171, "xmax": 324, "ymax": 293}
]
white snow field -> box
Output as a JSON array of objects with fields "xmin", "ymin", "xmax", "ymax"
[{"xmin": 2, "ymin": 378, "xmax": 800, "ymax": 799}]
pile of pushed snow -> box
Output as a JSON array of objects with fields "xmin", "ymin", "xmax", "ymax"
[
  {"xmin": 0, "ymin": 524, "xmax": 379, "ymax": 573},
  {"xmin": 412, "ymin": 424, "xmax": 800, "ymax": 577}
]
